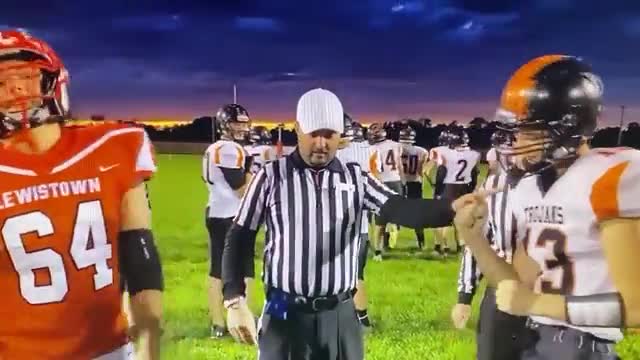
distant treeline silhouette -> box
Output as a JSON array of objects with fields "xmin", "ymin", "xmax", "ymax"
[{"xmin": 141, "ymin": 116, "xmax": 640, "ymax": 150}]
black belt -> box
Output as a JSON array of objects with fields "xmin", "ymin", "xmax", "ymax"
[{"xmin": 267, "ymin": 288, "xmax": 353, "ymax": 312}]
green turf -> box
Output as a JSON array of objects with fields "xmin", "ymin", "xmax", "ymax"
[{"xmin": 149, "ymin": 154, "xmax": 640, "ymax": 360}]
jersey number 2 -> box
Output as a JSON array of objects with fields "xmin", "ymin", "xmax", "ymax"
[
  {"xmin": 531, "ymin": 228, "xmax": 574, "ymax": 294},
  {"xmin": 2, "ymin": 200, "xmax": 113, "ymax": 305},
  {"xmin": 385, "ymin": 150, "xmax": 397, "ymax": 171},
  {"xmin": 455, "ymin": 159, "xmax": 468, "ymax": 181}
]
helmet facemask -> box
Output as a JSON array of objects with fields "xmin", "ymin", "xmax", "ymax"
[
  {"xmin": 0, "ymin": 51, "xmax": 68, "ymax": 138},
  {"xmin": 495, "ymin": 110, "xmax": 586, "ymax": 180}
]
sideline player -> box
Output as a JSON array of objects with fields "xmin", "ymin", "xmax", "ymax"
[
  {"xmin": 368, "ymin": 123, "xmax": 404, "ymax": 259},
  {"xmin": 246, "ymin": 125, "xmax": 276, "ymax": 174},
  {"xmin": 202, "ymin": 104, "xmax": 255, "ymax": 338},
  {"xmin": 399, "ymin": 126, "xmax": 429, "ymax": 249},
  {"xmin": 427, "ymin": 130, "xmax": 451, "ymax": 256},
  {"xmin": 0, "ymin": 30, "xmax": 163, "ymax": 359},
  {"xmin": 336, "ymin": 113, "xmax": 381, "ymax": 330},
  {"xmin": 438, "ymin": 127, "xmax": 480, "ymax": 253},
  {"xmin": 455, "ymin": 55, "xmax": 640, "ymax": 360}
]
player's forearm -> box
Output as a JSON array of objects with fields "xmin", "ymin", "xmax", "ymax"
[
  {"xmin": 463, "ymin": 232, "xmax": 518, "ymax": 287},
  {"xmin": 379, "ymin": 196, "xmax": 454, "ymax": 229},
  {"xmin": 222, "ymin": 223, "xmax": 257, "ymax": 300},
  {"xmin": 529, "ymin": 293, "xmax": 567, "ymax": 321},
  {"xmin": 233, "ymin": 173, "xmax": 253, "ymax": 197}
]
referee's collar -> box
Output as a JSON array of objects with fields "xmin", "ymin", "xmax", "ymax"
[{"xmin": 290, "ymin": 148, "xmax": 344, "ymax": 173}]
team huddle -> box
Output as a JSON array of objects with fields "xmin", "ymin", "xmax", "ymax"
[{"xmin": 0, "ymin": 28, "xmax": 638, "ymax": 360}]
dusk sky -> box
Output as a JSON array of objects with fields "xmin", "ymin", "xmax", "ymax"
[{"xmin": 2, "ymin": 0, "xmax": 640, "ymax": 125}]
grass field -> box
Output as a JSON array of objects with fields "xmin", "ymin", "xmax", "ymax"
[{"xmin": 149, "ymin": 154, "xmax": 640, "ymax": 359}]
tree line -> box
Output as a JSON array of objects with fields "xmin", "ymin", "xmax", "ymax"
[{"xmin": 141, "ymin": 116, "xmax": 640, "ymax": 150}]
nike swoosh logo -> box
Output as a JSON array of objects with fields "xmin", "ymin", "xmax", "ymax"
[{"xmin": 99, "ymin": 164, "xmax": 120, "ymax": 172}]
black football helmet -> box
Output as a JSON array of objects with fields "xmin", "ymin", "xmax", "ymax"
[
  {"xmin": 249, "ymin": 125, "xmax": 271, "ymax": 145},
  {"xmin": 352, "ymin": 122, "xmax": 365, "ymax": 142},
  {"xmin": 216, "ymin": 103, "xmax": 251, "ymax": 143},
  {"xmin": 490, "ymin": 131, "xmax": 508, "ymax": 148},
  {"xmin": 367, "ymin": 123, "xmax": 386, "ymax": 144},
  {"xmin": 342, "ymin": 113, "xmax": 355, "ymax": 140},
  {"xmin": 399, "ymin": 126, "xmax": 416, "ymax": 144},
  {"xmin": 494, "ymin": 55, "xmax": 603, "ymax": 177},
  {"xmin": 438, "ymin": 130, "xmax": 450, "ymax": 146},
  {"xmin": 447, "ymin": 127, "xmax": 468, "ymax": 149}
]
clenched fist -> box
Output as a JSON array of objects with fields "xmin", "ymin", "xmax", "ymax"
[
  {"xmin": 451, "ymin": 303, "xmax": 472, "ymax": 329},
  {"xmin": 453, "ymin": 193, "xmax": 488, "ymax": 246},
  {"xmin": 496, "ymin": 279, "xmax": 538, "ymax": 316}
]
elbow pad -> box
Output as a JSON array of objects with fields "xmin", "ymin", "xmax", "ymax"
[{"xmin": 119, "ymin": 229, "xmax": 164, "ymax": 296}]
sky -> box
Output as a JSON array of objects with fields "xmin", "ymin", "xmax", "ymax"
[{"xmin": 2, "ymin": 0, "xmax": 640, "ymax": 125}]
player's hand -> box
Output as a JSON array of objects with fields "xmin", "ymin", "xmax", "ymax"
[
  {"xmin": 496, "ymin": 279, "xmax": 538, "ymax": 316},
  {"xmin": 453, "ymin": 193, "xmax": 488, "ymax": 245},
  {"xmin": 451, "ymin": 303, "xmax": 472, "ymax": 329},
  {"xmin": 127, "ymin": 324, "xmax": 140, "ymax": 342},
  {"xmin": 226, "ymin": 301, "xmax": 258, "ymax": 345}
]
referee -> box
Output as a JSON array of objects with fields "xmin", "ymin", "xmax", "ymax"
[
  {"xmin": 452, "ymin": 166, "xmax": 528, "ymax": 360},
  {"xmin": 222, "ymin": 88, "xmax": 456, "ymax": 360}
]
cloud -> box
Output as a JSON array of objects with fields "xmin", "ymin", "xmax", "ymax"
[{"xmin": 234, "ymin": 17, "xmax": 283, "ymax": 32}]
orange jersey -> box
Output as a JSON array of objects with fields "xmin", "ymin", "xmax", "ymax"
[{"xmin": 0, "ymin": 123, "xmax": 156, "ymax": 359}]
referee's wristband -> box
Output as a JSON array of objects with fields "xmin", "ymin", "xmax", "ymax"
[{"xmin": 458, "ymin": 292, "xmax": 474, "ymax": 305}]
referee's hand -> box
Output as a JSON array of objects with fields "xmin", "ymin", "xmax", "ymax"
[
  {"xmin": 451, "ymin": 303, "xmax": 472, "ymax": 329},
  {"xmin": 227, "ymin": 302, "xmax": 258, "ymax": 345}
]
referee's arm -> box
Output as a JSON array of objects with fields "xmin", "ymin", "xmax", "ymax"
[
  {"xmin": 363, "ymin": 172, "xmax": 454, "ymax": 228},
  {"xmin": 221, "ymin": 167, "xmax": 269, "ymax": 301},
  {"xmin": 457, "ymin": 246, "xmax": 483, "ymax": 305}
]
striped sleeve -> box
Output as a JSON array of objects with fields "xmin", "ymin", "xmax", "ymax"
[
  {"xmin": 214, "ymin": 143, "xmax": 245, "ymax": 169},
  {"xmin": 457, "ymin": 246, "xmax": 483, "ymax": 304},
  {"xmin": 363, "ymin": 171, "xmax": 397, "ymax": 214},
  {"xmin": 234, "ymin": 166, "xmax": 269, "ymax": 230}
]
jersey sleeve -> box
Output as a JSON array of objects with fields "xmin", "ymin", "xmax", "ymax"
[
  {"xmin": 211, "ymin": 142, "xmax": 246, "ymax": 169},
  {"xmin": 369, "ymin": 149, "xmax": 382, "ymax": 177},
  {"xmin": 486, "ymin": 148, "xmax": 497, "ymax": 163},
  {"xmin": 122, "ymin": 127, "xmax": 157, "ymax": 189},
  {"xmin": 590, "ymin": 156, "xmax": 640, "ymax": 221}
]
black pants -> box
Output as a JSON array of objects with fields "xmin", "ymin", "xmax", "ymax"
[
  {"xmin": 522, "ymin": 322, "xmax": 620, "ymax": 360},
  {"xmin": 404, "ymin": 181, "xmax": 425, "ymax": 247},
  {"xmin": 477, "ymin": 287, "xmax": 528, "ymax": 360},
  {"xmin": 205, "ymin": 209, "xmax": 255, "ymax": 279},
  {"xmin": 258, "ymin": 297, "xmax": 363, "ymax": 360}
]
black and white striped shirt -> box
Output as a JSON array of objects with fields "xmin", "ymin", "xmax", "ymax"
[
  {"xmin": 227, "ymin": 149, "xmax": 395, "ymax": 298},
  {"xmin": 457, "ymin": 170, "xmax": 518, "ymax": 304}
]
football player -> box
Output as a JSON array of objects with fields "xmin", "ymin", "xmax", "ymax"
[
  {"xmin": 399, "ymin": 126, "xmax": 429, "ymax": 249},
  {"xmin": 484, "ymin": 132, "xmax": 503, "ymax": 179},
  {"xmin": 439, "ymin": 127, "xmax": 480, "ymax": 253},
  {"xmin": 336, "ymin": 113, "xmax": 381, "ymax": 330},
  {"xmin": 246, "ymin": 125, "xmax": 276, "ymax": 174},
  {"xmin": 202, "ymin": 103, "xmax": 255, "ymax": 338},
  {"xmin": 368, "ymin": 123, "xmax": 404, "ymax": 259},
  {"xmin": 426, "ymin": 130, "xmax": 452, "ymax": 256},
  {"xmin": 0, "ymin": 30, "xmax": 163, "ymax": 359},
  {"xmin": 455, "ymin": 55, "xmax": 640, "ymax": 360}
]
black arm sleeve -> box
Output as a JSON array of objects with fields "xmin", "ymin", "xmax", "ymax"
[
  {"xmin": 435, "ymin": 165, "xmax": 447, "ymax": 194},
  {"xmin": 378, "ymin": 195, "xmax": 454, "ymax": 229},
  {"xmin": 470, "ymin": 166, "xmax": 479, "ymax": 191},
  {"xmin": 119, "ymin": 229, "xmax": 164, "ymax": 296},
  {"xmin": 221, "ymin": 168, "xmax": 246, "ymax": 190},
  {"xmin": 222, "ymin": 223, "xmax": 258, "ymax": 300}
]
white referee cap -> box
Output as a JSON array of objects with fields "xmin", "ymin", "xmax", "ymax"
[{"xmin": 296, "ymin": 88, "xmax": 344, "ymax": 134}]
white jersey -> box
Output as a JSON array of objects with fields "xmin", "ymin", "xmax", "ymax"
[
  {"xmin": 401, "ymin": 144, "xmax": 428, "ymax": 183},
  {"xmin": 245, "ymin": 144, "xmax": 276, "ymax": 174},
  {"xmin": 337, "ymin": 141, "xmax": 382, "ymax": 234},
  {"xmin": 439, "ymin": 147, "xmax": 480, "ymax": 184},
  {"xmin": 372, "ymin": 139, "xmax": 403, "ymax": 183},
  {"xmin": 486, "ymin": 148, "xmax": 497, "ymax": 163},
  {"xmin": 203, "ymin": 140, "xmax": 247, "ymax": 218},
  {"xmin": 509, "ymin": 147, "xmax": 640, "ymax": 341}
]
